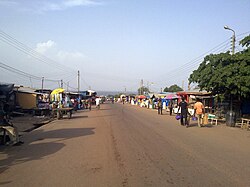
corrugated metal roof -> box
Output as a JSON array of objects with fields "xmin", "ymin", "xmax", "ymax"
[{"xmin": 14, "ymin": 87, "xmax": 42, "ymax": 95}]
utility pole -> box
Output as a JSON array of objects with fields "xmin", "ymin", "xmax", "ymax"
[
  {"xmin": 77, "ymin": 70, "xmax": 80, "ymax": 94},
  {"xmin": 41, "ymin": 77, "xmax": 44, "ymax": 92},
  {"xmin": 140, "ymin": 79, "xmax": 143, "ymax": 95},
  {"xmin": 224, "ymin": 25, "xmax": 236, "ymax": 125},
  {"xmin": 224, "ymin": 25, "xmax": 236, "ymax": 55},
  {"xmin": 77, "ymin": 70, "xmax": 80, "ymax": 101},
  {"xmin": 232, "ymin": 33, "xmax": 235, "ymax": 55},
  {"xmin": 182, "ymin": 80, "xmax": 184, "ymax": 90},
  {"xmin": 147, "ymin": 81, "xmax": 149, "ymax": 93},
  {"xmin": 61, "ymin": 79, "xmax": 63, "ymax": 88}
]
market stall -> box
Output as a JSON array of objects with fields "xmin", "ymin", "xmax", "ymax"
[{"xmin": 50, "ymin": 88, "xmax": 73, "ymax": 119}]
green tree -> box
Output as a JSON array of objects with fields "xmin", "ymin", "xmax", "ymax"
[
  {"xmin": 164, "ymin": 84, "xmax": 183, "ymax": 92},
  {"xmin": 138, "ymin": 86, "xmax": 149, "ymax": 95},
  {"xmin": 189, "ymin": 35, "xmax": 250, "ymax": 99},
  {"xmin": 240, "ymin": 35, "xmax": 250, "ymax": 48}
]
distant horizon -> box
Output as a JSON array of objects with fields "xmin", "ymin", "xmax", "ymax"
[{"xmin": 96, "ymin": 90, "xmax": 137, "ymax": 96}]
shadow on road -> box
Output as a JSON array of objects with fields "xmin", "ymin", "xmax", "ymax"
[
  {"xmin": 99, "ymin": 108, "xmax": 111, "ymax": 111},
  {"xmin": 0, "ymin": 127, "xmax": 95, "ymax": 176},
  {"xmin": 69, "ymin": 115, "xmax": 88, "ymax": 119},
  {"xmin": 88, "ymin": 114, "xmax": 116, "ymax": 118},
  {"xmin": 90, "ymin": 108, "xmax": 111, "ymax": 111},
  {"xmin": 186, "ymin": 123, "xmax": 215, "ymax": 128}
]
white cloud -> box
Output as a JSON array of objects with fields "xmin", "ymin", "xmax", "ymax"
[
  {"xmin": 41, "ymin": 0, "xmax": 102, "ymax": 12},
  {"xmin": 63, "ymin": 0, "xmax": 101, "ymax": 7},
  {"xmin": 35, "ymin": 40, "xmax": 56, "ymax": 54},
  {"xmin": 34, "ymin": 40, "xmax": 87, "ymax": 67},
  {"xmin": 0, "ymin": 0, "xmax": 18, "ymax": 6},
  {"xmin": 56, "ymin": 51, "xmax": 86, "ymax": 63},
  {"xmin": 42, "ymin": 3, "xmax": 62, "ymax": 11},
  {"xmin": 0, "ymin": 0, "xmax": 102, "ymax": 13}
]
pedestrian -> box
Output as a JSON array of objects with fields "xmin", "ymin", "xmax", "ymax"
[
  {"xmin": 73, "ymin": 99, "xmax": 78, "ymax": 111},
  {"xmin": 88, "ymin": 98, "xmax": 92, "ymax": 111},
  {"xmin": 169, "ymin": 99, "xmax": 173, "ymax": 116},
  {"xmin": 177, "ymin": 97, "xmax": 189, "ymax": 127},
  {"xmin": 193, "ymin": 98, "xmax": 205, "ymax": 127},
  {"xmin": 95, "ymin": 97, "xmax": 101, "ymax": 109},
  {"xmin": 157, "ymin": 98, "xmax": 163, "ymax": 115}
]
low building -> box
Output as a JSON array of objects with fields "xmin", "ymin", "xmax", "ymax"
[
  {"xmin": 177, "ymin": 90, "xmax": 215, "ymax": 113},
  {"xmin": 14, "ymin": 86, "xmax": 43, "ymax": 110}
]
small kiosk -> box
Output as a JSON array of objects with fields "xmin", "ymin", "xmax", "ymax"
[{"xmin": 50, "ymin": 88, "xmax": 73, "ymax": 119}]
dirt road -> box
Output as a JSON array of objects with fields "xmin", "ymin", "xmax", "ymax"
[{"xmin": 0, "ymin": 103, "xmax": 250, "ymax": 186}]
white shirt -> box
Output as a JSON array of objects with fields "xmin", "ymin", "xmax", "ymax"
[{"xmin": 95, "ymin": 98, "xmax": 101, "ymax": 105}]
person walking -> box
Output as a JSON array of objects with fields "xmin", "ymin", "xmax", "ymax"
[
  {"xmin": 169, "ymin": 99, "xmax": 173, "ymax": 116},
  {"xmin": 95, "ymin": 97, "xmax": 101, "ymax": 109},
  {"xmin": 157, "ymin": 98, "xmax": 163, "ymax": 115},
  {"xmin": 194, "ymin": 98, "xmax": 205, "ymax": 127},
  {"xmin": 177, "ymin": 97, "xmax": 189, "ymax": 127},
  {"xmin": 88, "ymin": 98, "xmax": 92, "ymax": 111}
]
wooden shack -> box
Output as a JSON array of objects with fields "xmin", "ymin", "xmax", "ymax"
[{"xmin": 14, "ymin": 86, "xmax": 42, "ymax": 110}]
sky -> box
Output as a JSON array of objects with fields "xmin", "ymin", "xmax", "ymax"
[{"xmin": 0, "ymin": 0, "xmax": 250, "ymax": 93}]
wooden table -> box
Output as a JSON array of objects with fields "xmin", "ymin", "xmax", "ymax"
[
  {"xmin": 208, "ymin": 117, "xmax": 226, "ymax": 126},
  {"xmin": 32, "ymin": 108, "xmax": 50, "ymax": 116},
  {"xmin": 51, "ymin": 108, "xmax": 74, "ymax": 119},
  {"xmin": 236, "ymin": 118, "xmax": 250, "ymax": 130}
]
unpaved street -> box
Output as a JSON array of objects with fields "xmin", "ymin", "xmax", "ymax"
[{"xmin": 1, "ymin": 103, "xmax": 250, "ymax": 187}]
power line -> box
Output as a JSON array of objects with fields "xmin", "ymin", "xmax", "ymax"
[
  {"xmin": 63, "ymin": 81, "xmax": 78, "ymax": 91},
  {"xmin": 0, "ymin": 61, "xmax": 41, "ymax": 80},
  {"xmin": 157, "ymin": 41, "xmax": 231, "ymax": 85},
  {"xmin": 237, "ymin": 31, "xmax": 250, "ymax": 37},
  {"xmin": 166, "ymin": 37, "xmax": 231, "ymax": 74},
  {"xmin": 154, "ymin": 31, "xmax": 250, "ymax": 88},
  {"xmin": 0, "ymin": 29, "xmax": 76, "ymax": 74},
  {"xmin": 0, "ymin": 60, "xmax": 60, "ymax": 83}
]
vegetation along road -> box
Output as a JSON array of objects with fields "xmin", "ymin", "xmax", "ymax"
[{"xmin": 0, "ymin": 102, "xmax": 250, "ymax": 187}]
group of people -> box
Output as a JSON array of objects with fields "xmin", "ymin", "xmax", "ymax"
[
  {"xmin": 177, "ymin": 97, "xmax": 205, "ymax": 128},
  {"xmin": 155, "ymin": 96, "xmax": 205, "ymax": 128},
  {"xmin": 85, "ymin": 97, "xmax": 102, "ymax": 111},
  {"xmin": 156, "ymin": 98, "xmax": 174, "ymax": 115},
  {"xmin": 70, "ymin": 97, "xmax": 102, "ymax": 111}
]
